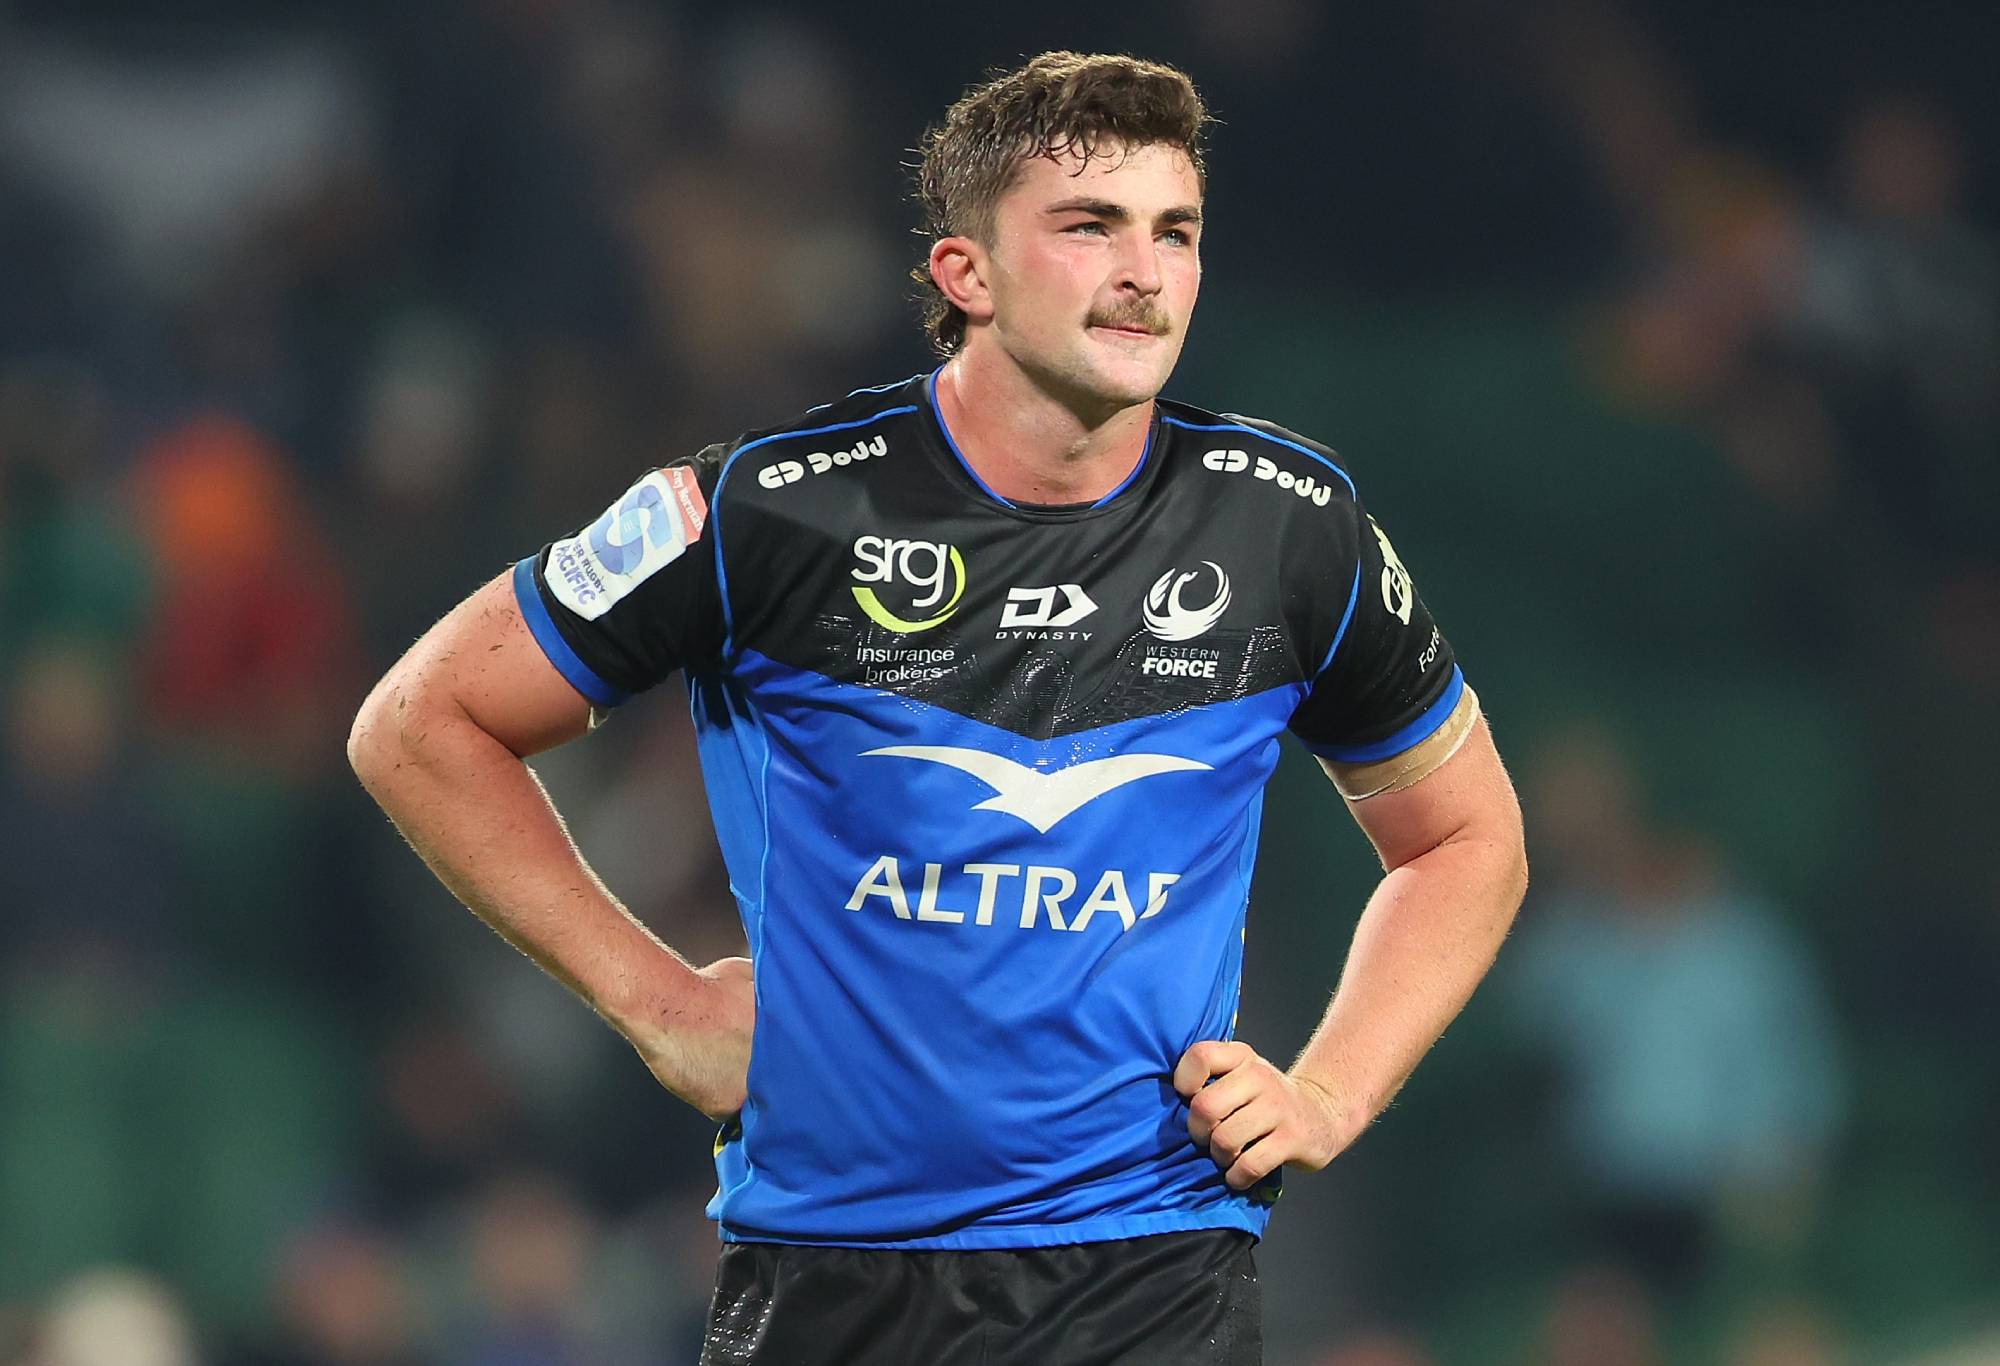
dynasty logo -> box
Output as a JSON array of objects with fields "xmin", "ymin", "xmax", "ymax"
[{"xmin": 997, "ymin": 583, "xmax": 1097, "ymax": 641}]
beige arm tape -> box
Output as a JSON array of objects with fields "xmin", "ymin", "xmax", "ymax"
[{"xmin": 1318, "ymin": 684, "xmax": 1480, "ymax": 801}]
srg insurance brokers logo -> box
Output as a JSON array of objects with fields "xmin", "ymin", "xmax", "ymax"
[{"xmin": 851, "ymin": 534, "xmax": 966, "ymax": 633}]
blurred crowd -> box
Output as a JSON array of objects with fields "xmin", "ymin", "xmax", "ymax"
[{"xmin": 0, "ymin": 1, "xmax": 1994, "ymax": 1363}]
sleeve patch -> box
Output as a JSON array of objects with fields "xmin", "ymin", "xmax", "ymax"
[
  {"xmin": 1370, "ymin": 517, "xmax": 1415, "ymax": 626},
  {"xmin": 545, "ymin": 467, "xmax": 709, "ymax": 621}
]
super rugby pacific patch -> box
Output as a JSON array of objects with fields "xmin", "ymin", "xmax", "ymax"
[{"xmin": 545, "ymin": 466, "xmax": 708, "ymax": 620}]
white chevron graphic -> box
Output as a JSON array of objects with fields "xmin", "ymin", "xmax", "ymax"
[{"xmin": 862, "ymin": 745, "xmax": 1210, "ymax": 833}]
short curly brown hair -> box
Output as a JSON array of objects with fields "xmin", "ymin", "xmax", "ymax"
[{"xmin": 911, "ymin": 52, "xmax": 1212, "ymax": 356}]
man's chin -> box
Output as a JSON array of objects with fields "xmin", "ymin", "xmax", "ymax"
[
  {"xmin": 1082, "ymin": 352, "xmax": 1172, "ymax": 408},
  {"xmin": 1013, "ymin": 343, "xmax": 1174, "ymax": 414}
]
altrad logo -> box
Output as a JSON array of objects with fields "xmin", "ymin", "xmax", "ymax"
[
  {"xmin": 862, "ymin": 745, "xmax": 1209, "ymax": 833},
  {"xmin": 847, "ymin": 744, "xmax": 1208, "ymax": 933}
]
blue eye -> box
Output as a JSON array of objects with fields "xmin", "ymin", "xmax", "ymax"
[{"xmin": 1067, "ymin": 221, "xmax": 1107, "ymax": 236}]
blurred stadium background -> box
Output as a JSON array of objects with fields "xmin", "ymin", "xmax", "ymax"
[{"xmin": 2, "ymin": 0, "xmax": 1996, "ymax": 1362}]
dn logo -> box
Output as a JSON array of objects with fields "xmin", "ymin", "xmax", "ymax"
[
  {"xmin": 759, "ymin": 435, "xmax": 888, "ymax": 490},
  {"xmin": 1202, "ymin": 448, "xmax": 1334, "ymax": 506}
]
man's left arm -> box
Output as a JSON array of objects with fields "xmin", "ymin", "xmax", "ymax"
[{"xmin": 1175, "ymin": 694, "xmax": 1528, "ymax": 1190}]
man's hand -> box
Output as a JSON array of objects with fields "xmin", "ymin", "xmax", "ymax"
[
  {"xmin": 625, "ymin": 956, "xmax": 757, "ymax": 1121},
  {"xmin": 1173, "ymin": 1040, "xmax": 1354, "ymax": 1191}
]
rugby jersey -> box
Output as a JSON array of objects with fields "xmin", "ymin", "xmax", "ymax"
[{"xmin": 514, "ymin": 370, "xmax": 1462, "ymax": 1249}]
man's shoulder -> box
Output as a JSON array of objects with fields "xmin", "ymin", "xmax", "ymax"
[
  {"xmin": 677, "ymin": 375, "xmax": 931, "ymax": 546},
  {"xmin": 1156, "ymin": 397, "xmax": 1358, "ymax": 509},
  {"xmin": 708, "ymin": 376, "xmax": 932, "ymax": 488}
]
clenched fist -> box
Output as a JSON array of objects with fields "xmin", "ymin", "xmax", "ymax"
[{"xmin": 1173, "ymin": 1040, "xmax": 1352, "ymax": 1191}]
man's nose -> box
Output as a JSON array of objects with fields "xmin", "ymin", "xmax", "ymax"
[{"xmin": 1116, "ymin": 232, "xmax": 1163, "ymax": 294}]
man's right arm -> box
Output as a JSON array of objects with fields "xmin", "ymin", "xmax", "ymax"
[{"xmin": 345, "ymin": 570, "xmax": 753, "ymax": 1119}]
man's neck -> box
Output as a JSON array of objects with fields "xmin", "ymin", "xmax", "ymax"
[{"xmin": 934, "ymin": 351, "xmax": 1152, "ymax": 506}]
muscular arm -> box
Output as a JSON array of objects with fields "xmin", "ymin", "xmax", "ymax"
[
  {"xmin": 346, "ymin": 572, "xmax": 752, "ymax": 1118},
  {"xmin": 1295, "ymin": 707, "xmax": 1526, "ymax": 1126},
  {"xmin": 1177, "ymin": 696, "xmax": 1528, "ymax": 1188}
]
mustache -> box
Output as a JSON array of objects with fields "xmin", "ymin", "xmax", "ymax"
[{"xmin": 1086, "ymin": 302, "xmax": 1171, "ymax": 335}]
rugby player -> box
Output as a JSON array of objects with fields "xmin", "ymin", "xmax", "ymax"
[{"xmin": 349, "ymin": 51, "xmax": 1528, "ymax": 1365}]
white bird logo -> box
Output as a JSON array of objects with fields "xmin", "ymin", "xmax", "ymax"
[
  {"xmin": 861, "ymin": 745, "xmax": 1210, "ymax": 833},
  {"xmin": 1144, "ymin": 562, "xmax": 1232, "ymax": 642}
]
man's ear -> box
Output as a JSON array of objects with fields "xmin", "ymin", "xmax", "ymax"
[{"xmin": 929, "ymin": 236, "xmax": 994, "ymax": 327}]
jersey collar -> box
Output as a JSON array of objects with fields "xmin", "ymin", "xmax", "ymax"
[{"xmin": 921, "ymin": 368, "xmax": 1158, "ymax": 516}]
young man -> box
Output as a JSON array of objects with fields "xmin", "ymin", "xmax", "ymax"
[{"xmin": 350, "ymin": 52, "xmax": 1527, "ymax": 1366}]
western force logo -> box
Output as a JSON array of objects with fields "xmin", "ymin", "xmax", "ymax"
[
  {"xmin": 1143, "ymin": 562, "xmax": 1231, "ymax": 642},
  {"xmin": 1370, "ymin": 517, "xmax": 1414, "ymax": 625},
  {"xmin": 862, "ymin": 745, "xmax": 1208, "ymax": 833},
  {"xmin": 851, "ymin": 535, "xmax": 966, "ymax": 633},
  {"xmin": 1141, "ymin": 645, "xmax": 1221, "ymax": 680},
  {"xmin": 545, "ymin": 467, "xmax": 707, "ymax": 621},
  {"xmin": 759, "ymin": 434, "xmax": 887, "ymax": 489}
]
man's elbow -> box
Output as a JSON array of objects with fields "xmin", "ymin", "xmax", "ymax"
[
  {"xmin": 346, "ymin": 682, "xmax": 394, "ymax": 791},
  {"xmin": 1504, "ymin": 838, "xmax": 1530, "ymax": 908},
  {"xmin": 347, "ymin": 673, "xmax": 425, "ymax": 794},
  {"xmin": 1469, "ymin": 787, "xmax": 1529, "ymax": 919},
  {"xmin": 1495, "ymin": 788, "xmax": 1529, "ymax": 903},
  {"xmin": 1489, "ymin": 803, "xmax": 1530, "ymax": 940}
]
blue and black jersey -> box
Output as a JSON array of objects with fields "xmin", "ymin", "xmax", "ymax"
[{"xmin": 514, "ymin": 370, "xmax": 1463, "ymax": 1250}]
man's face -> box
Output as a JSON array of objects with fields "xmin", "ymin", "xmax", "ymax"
[{"xmin": 974, "ymin": 141, "xmax": 1203, "ymax": 412}]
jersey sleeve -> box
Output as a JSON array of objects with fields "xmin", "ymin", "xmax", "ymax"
[
  {"xmin": 510, "ymin": 449, "xmax": 728, "ymax": 706},
  {"xmin": 1288, "ymin": 498, "xmax": 1464, "ymax": 762}
]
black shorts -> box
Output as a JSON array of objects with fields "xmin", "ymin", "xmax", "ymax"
[{"xmin": 700, "ymin": 1229, "xmax": 1262, "ymax": 1366}]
